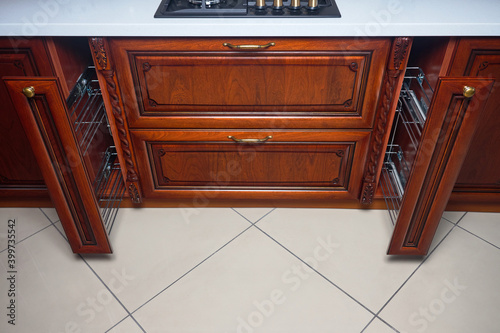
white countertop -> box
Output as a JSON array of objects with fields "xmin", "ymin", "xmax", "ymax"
[{"xmin": 0, "ymin": 0, "xmax": 499, "ymax": 37}]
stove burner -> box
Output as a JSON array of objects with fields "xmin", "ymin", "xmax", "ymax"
[
  {"xmin": 154, "ymin": 0, "xmax": 341, "ymax": 17},
  {"xmin": 187, "ymin": 0, "xmax": 222, "ymax": 6}
]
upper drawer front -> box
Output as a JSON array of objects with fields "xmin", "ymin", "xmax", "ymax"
[
  {"xmin": 137, "ymin": 55, "xmax": 365, "ymax": 113},
  {"xmin": 130, "ymin": 130, "xmax": 370, "ymax": 201},
  {"xmin": 110, "ymin": 38, "xmax": 391, "ymax": 129}
]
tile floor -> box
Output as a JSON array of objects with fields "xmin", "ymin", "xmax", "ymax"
[{"xmin": 0, "ymin": 207, "xmax": 499, "ymax": 333}]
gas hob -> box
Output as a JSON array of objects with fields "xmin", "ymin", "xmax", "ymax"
[{"xmin": 154, "ymin": 0, "xmax": 341, "ymax": 18}]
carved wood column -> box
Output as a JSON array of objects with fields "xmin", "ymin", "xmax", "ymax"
[
  {"xmin": 360, "ymin": 37, "xmax": 412, "ymax": 204},
  {"xmin": 89, "ymin": 37, "xmax": 142, "ymax": 204}
]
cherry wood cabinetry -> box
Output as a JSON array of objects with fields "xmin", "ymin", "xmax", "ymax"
[
  {"xmin": 5, "ymin": 78, "xmax": 112, "ymax": 253},
  {"xmin": 97, "ymin": 37, "xmax": 408, "ymax": 208},
  {"xmin": 387, "ymin": 77, "xmax": 493, "ymax": 255},
  {"xmin": 0, "ymin": 38, "xmax": 51, "ymax": 198},
  {"xmin": 130, "ymin": 130, "xmax": 370, "ymax": 202},
  {"xmin": 0, "ymin": 37, "xmax": 91, "ymax": 202},
  {"xmin": 4, "ymin": 36, "xmax": 498, "ymax": 255},
  {"xmin": 446, "ymin": 38, "xmax": 500, "ymax": 209},
  {"xmin": 108, "ymin": 38, "xmax": 390, "ymax": 129}
]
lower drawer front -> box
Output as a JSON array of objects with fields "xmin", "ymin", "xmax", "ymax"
[{"xmin": 130, "ymin": 130, "xmax": 370, "ymax": 201}]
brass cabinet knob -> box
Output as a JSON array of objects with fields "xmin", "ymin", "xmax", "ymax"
[
  {"xmin": 463, "ymin": 86, "xmax": 476, "ymax": 98},
  {"xmin": 22, "ymin": 86, "xmax": 35, "ymax": 98}
]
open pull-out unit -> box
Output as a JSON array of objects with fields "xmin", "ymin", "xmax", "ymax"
[
  {"xmin": 382, "ymin": 67, "xmax": 433, "ymax": 226},
  {"xmin": 5, "ymin": 67, "xmax": 124, "ymax": 253},
  {"xmin": 382, "ymin": 67, "xmax": 493, "ymax": 255}
]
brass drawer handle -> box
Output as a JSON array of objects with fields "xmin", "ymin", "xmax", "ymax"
[
  {"xmin": 228, "ymin": 135, "xmax": 273, "ymax": 143},
  {"xmin": 223, "ymin": 42, "xmax": 275, "ymax": 50}
]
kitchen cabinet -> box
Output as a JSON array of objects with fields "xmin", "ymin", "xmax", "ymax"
[
  {"xmin": 447, "ymin": 38, "xmax": 500, "ymax": 210},
  {"xmin": 0, "ymin": 38, "xmax": 52, "ymax": 199},
  {"xmin": 0, "ymin": 37, "xmax": 91, "ymax": 202},
  {"xmin": 96, "ymin": 37, "xmax": 405, "ymax": 206},
  {"xmin": 3, "ymin": 36, "xmax": 498, "ymax": 255},
  {"xmin": 5, "ymin": 76, "xmax": 118, "ymax": 253}
]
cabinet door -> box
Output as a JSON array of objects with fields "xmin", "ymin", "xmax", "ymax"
[
  {"xmin": 5, "ymin": 77, "xmax": 112, "ymax": 253},
  {"xmin": 0, "ymin": 38, "xmax": 53, "ymax": 197},
  {"xmin": 388, "ymin": 77, "xmax": 493, "ymax": 255},
  {"xmin": 448, "ymin": 38, "xmax": 500, "ymax": 207}
]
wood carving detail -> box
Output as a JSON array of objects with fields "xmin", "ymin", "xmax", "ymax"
[
  {"xmin": 362, "ymin": 182, "xmax": 375, "ymax": 203},
  {"xmin": 101, "ymin": 70, "xmax": 139, "ymax": 185},
  {"xmin": 361, "ymin": 69, "xmax": 402, "ymax": 204},
  {"xmin": 13, "ymin": 60, "xmax": 24, "ymax": 71},
  {"xmin": 349, "ymin": 62, "xmax": 359, "ymax": 72},
  {"xmin": 361, "ymin": 37, "xmax": 411, "ymax": 204},
  {"xmin": 143, "ymin": 62, "xmax": 152, "ymax": 72},
  {"xmin": 149, "ymin": 99, "xmax": 158, "ymax": 107},
  {"xmin": 90, "ymin": 37, "xmax": 108, "ymax": 70},
  {"xmin": 128, "ymin": 183, "xmax": 141, "ymax": 204},
  {"xmin": 343, "ymin": 99, "xmax": 353, "ymax": 107},
  {"xmin": 393, "ymin": 37, "xmax": 410, "ymax": 70},
  {"xmin": 478, "ymin": 61, "xmax": 489, "ymax": 71}
]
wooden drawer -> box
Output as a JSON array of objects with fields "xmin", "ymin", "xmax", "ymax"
[
  {"xmin": 109, "ymin": 38, "xmax": 391, "ymax": 129},
  {"xmin": 130, "ymin": 130, "xmax": 370, "ymax": 201}
]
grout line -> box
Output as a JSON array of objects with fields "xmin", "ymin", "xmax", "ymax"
[
  {"xmin": 39, "ymin": 207, "xmax": 57, "ymax": 223},
  {"xmin": 104, "ymin": 315, "xmax": 130, "ymax": 333},
  {"xmin": 230, "ymin": 207, "xmax": 276, "ymax": 225},
  {"xmin": 360, "ymin": 315, "xmax": 400, "ymax": 333},
  {"xmin": 455, "ymin": 224, "xmax": 500, "ymax": 251},
  {"xmin": 360, "ymin": 316, "xmax": 376, "ymax": 332},
  {"xmin": 253, "ymin": 208, "xmax": 277, "ymax": 224},
  {"xmin": 79, "ymin": 255, "xmax": 147, "ymax": 333},
  {"xmin": 0, "ymin": 223, "xmax": 54, "ymax": 254},
  {"xmin": 375, "ymin": 315, "xmax": 401, "ymax": 332},
  {"xmin": 455, "ymin": 211, "xmax": 468, "ymax": 224},
  {"xmin": 130, "ymin": 223, "xmax": 256, "ymax": 315},
  {"xmin": 48, "ymin": 214, "xmax": 147, "ymax": 331},
  {"xmin": 251, "ymin": 223, "xmax": 378, "ymax": 317},
  {"xmin": 441, "ymin": 211, "xmax": 466, "ymax": 224},
  {"xmin": 373, "ymin": 217, "xmax": 463, "ymax": 319},
  {"xmin": 51, "ymin": 218, "xmax": 70, "ymax": 242}
]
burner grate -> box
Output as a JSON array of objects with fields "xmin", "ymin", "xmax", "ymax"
[{"xmin": 155, "ymin": 0, "xmax": 341, "ymax": 17}]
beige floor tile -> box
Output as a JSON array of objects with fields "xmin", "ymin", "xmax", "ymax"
[
  {"xmin": 441, "ymin": 211, "xmax": 466, "ymax": 224},
  {"xmin": 458, "ymin": 212, "xmax": 500, "ymax": 247},
  {"xmin": 107, "ymin": 316, "xmax": 145, "ymax": 333},
  {"xmin": 364, "ymin": 317, "xmax": 397, "ymax": 333},
  {"xmin": 379, "ymin": 227, "xmax": 500, "ymax": 333},
  {"xmin": 40, "ymin": 207, "xmax": 59, "ymax": 222},
  {"xmin": 0, "ymin": 227, "xmax": 127, "ymax": 332},
  {"xmin": 0, "ymin": 208, "xmax": 52, "ymax": 251},
  {"xmin": 134, "ymin": 227, "xmax": 373, "ymax": 333},
  {"xmin": 256, "ymin": 208, "xmax": 453, "ymax": 312},
  {"xmin": 83, "ymin": 208, "xmax": 251, "ymax": 312},
  {"xmin": 232, "ymin": 208, "xmax": 275, "ymax": 223}
]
